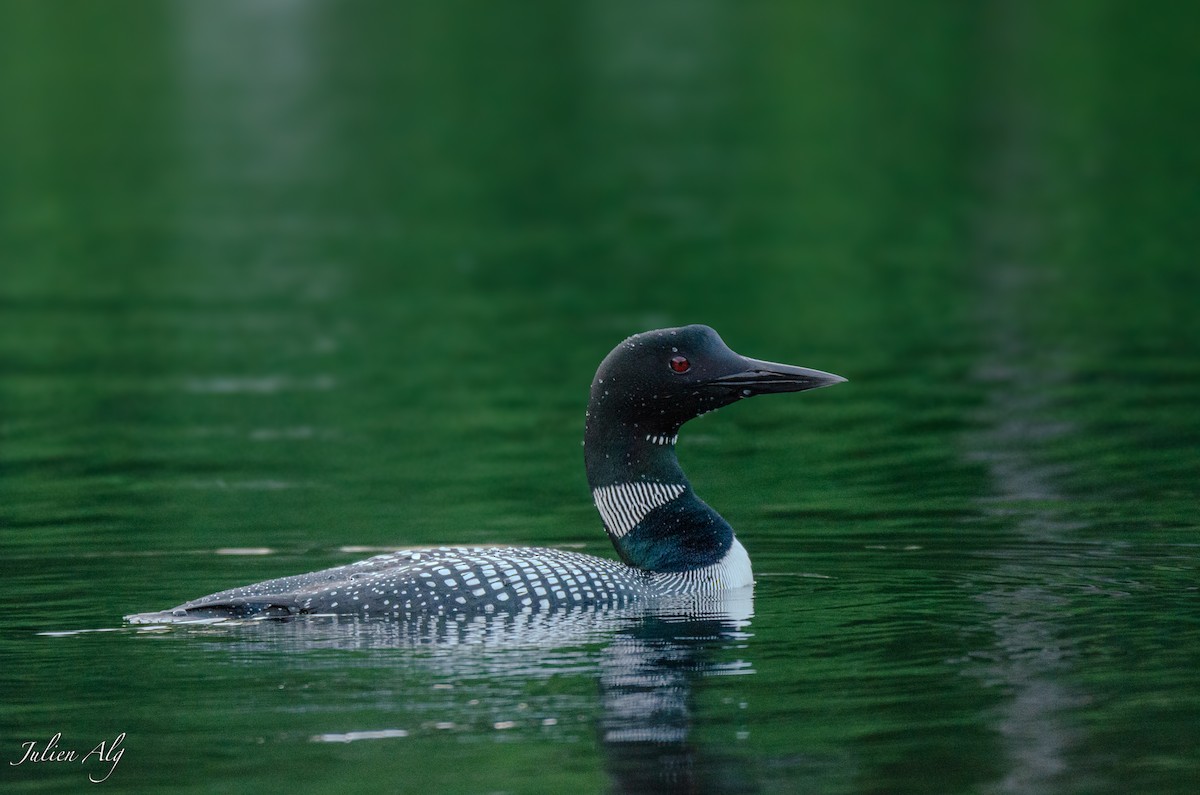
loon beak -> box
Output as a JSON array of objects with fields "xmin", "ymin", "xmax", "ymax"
[{"xmin": 711, "ymin": 357, "xmax": 847, "ymax": 397}]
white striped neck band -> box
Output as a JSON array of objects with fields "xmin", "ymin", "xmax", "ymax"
[{"xmin": 591, "ymin": 482, "xmax": 687, "ymax": 539}]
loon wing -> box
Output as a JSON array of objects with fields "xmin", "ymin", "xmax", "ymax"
[
  {"xmin": 124, "ymin": 559, "xmax": 377, "ymax": 623},
  {"xmin": 124, "ymin": 546, "xmax": 649, "ymax": 624},
  {"xmin": 125, "ymin": 597, "xmax": 306, "ymax": 624},
  {"xmin": 124, "ymin": 549, "xmax": 475, "ymax": 624}
]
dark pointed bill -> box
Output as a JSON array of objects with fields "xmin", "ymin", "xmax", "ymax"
[{"xmin": 710, "ymin": 357, "xmax": 847, "ymax": 396}]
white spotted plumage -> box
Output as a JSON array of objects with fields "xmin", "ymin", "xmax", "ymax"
[
  {"xmin": 137, "ymin": 541, "xmax": 751, "ymax": 622},
  {"xmin": 155, "ymin": 546, "xmax": 660, "ymax": 620}
]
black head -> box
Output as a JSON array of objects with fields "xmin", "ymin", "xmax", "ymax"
[{"xmin": 588, "ymin": 324, "xmax": 845, "ymax": 432}]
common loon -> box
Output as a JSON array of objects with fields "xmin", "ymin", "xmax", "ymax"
[{"xmin": 126, "ymin": 325, "xmax": 843, "ymax": 623}]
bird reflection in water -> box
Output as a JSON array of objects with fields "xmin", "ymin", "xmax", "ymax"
[
  {"xmin": 141, "ymin": 592, "xmax": 758, "ymax": 793},
  {"xmin": 597, "ymin": 605, "xmax": 758, "ymax": 794}
]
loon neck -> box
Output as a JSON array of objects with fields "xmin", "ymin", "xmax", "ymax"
[{"xmin": 584, "ymin": 413, "xmax": 735, "ymax": 573}]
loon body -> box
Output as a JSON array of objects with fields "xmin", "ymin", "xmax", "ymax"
[{"xmin": 126, "ymin": 325, "xmax": 843, "ymax": 623}]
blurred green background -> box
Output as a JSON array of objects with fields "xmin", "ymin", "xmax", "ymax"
[{"xmin": 2, "ymin": 1, "xmax": 1198, "ymax": 793}]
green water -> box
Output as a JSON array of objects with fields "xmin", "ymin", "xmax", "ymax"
[{"xmin": 2, "ymin": 1, "xmax": 1198, "ymax": 792}]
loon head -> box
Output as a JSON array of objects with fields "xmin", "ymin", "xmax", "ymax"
[
  {"xmin": 587, "ymin": 324, "xmax": 844, "ymax": 430},
  {"xmin": 584, "ymin": 325, "xmax": 845, "ymax": 573}
]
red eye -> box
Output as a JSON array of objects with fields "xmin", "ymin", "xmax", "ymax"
[{"xmin": 669, "ymin": 355, "xmax": 690, "ymax": 373}]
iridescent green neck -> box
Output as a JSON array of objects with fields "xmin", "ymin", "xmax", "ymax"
[{"xmin": 584, "ymin": 406, "xmax": 733, "ymax": 572}]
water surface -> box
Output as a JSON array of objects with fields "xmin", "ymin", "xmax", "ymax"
[{"xmin": 2, "ymin": 2, "xmax": 1198, "ymax": 792}]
